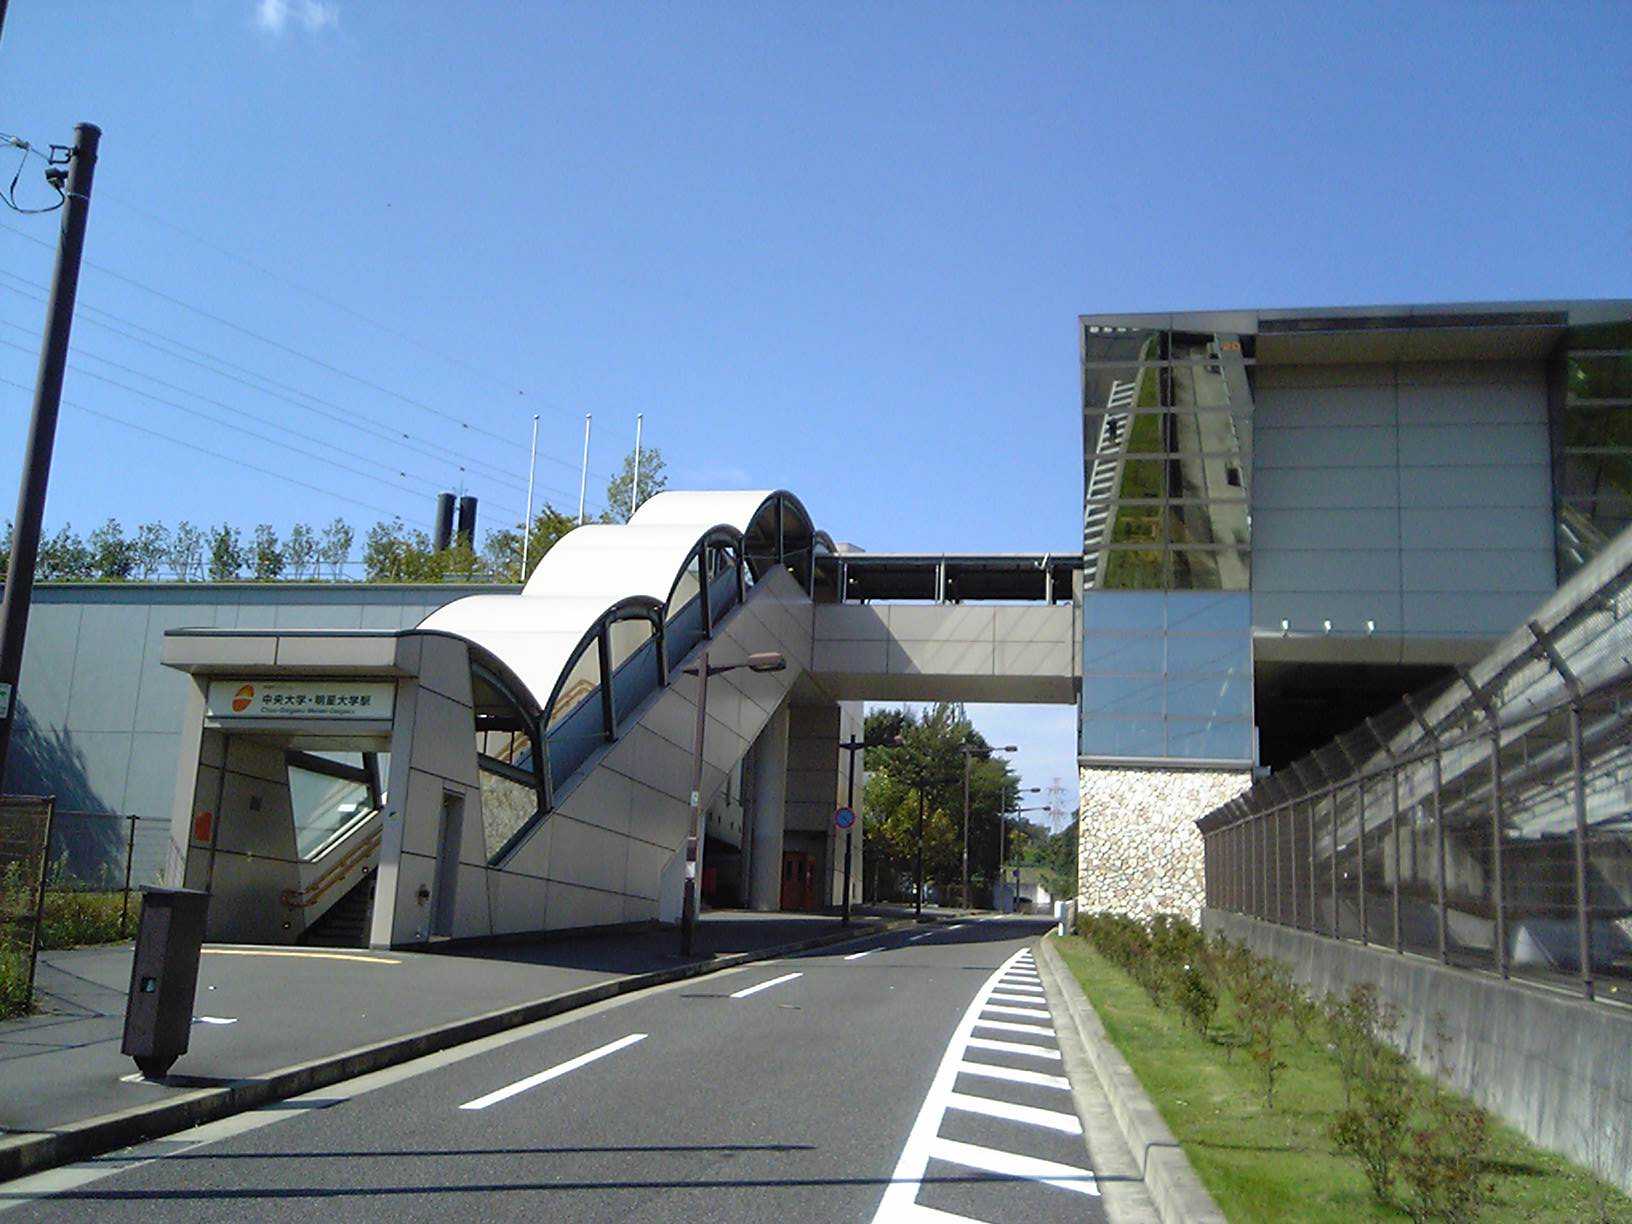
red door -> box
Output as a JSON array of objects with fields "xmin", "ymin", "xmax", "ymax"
[{"xmin": 780, "ymin": 851, "xmax": 818, "ymax": 911}]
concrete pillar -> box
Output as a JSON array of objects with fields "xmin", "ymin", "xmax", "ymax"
[{"xmin": 747, "ymin": 703, "xmax": 791, "ymax": 911}]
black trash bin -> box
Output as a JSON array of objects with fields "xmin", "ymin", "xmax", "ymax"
[{"xmin": 121, "ymin": 886, "xmax": 211, "ymax": 1078}]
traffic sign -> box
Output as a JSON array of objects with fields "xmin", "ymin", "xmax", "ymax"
[{"xmin": 834, "ymin": 806, "xmax": 856, "ymax": 830}]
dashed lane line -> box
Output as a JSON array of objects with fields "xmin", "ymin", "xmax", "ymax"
[
  {"xmin": 729, "ymin": 971, "xmax": 803, "ymax": 999},
  {"xmin": 457, "ymin": 1033, "xmax": 646, "ymax": 1111}
]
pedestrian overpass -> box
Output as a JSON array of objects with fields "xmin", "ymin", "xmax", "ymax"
[{"xmin": 159, "ymin": 490, "xmax": 1079, "ymax": 949}]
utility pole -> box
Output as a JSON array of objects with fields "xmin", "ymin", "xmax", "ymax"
[{"xmin": 0, "ymin": 123, "xmax": 100, "ymax": 789}]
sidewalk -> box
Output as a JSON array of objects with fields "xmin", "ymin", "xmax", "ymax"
[{"xmin": 0, "ymin": 909, "xmax": 897, "ymax": 1143}]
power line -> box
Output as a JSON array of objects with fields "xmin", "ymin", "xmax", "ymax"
[
  {"xmin": 0, "ymin": 271, "xmax": 597, "ymax": 509},
  {"xmin": 99, "ymin": 190, "xmax": 581, "ymax": 423},
  {"xmin": 0, "ymin": 218, "xmax": 607, "ymax": 477},
  {"xmin": 0, "ymin": 320, "xmax": 527, "ymax": 519},
  {"xmin": 0, "ymin": 373, "xmax": 410, "ymax": 519},
  {"xmin": 0, "ymin": 333, "xmax": 533, "ymax": 520}
]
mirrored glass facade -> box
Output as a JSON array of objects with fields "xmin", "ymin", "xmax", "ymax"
[
  {"xmin": 1082, "ymin": 326, "xmax": 1252, "ymax": 592},
  {"xmin": 1555, "ymin": 321, "xmax": 1632, "ymax": 579}
]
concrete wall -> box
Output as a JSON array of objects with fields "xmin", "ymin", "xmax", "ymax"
[
  {"xmin": 1252, "ymin": 360, "xmax": 1555, "ymax": 655},
  {"xmin": 6, "ymin": 583, "xmax": 499, "ymax": 887},
  {"xmin": 1203, "ymin": 909, "xmax": 1632, "ymax": 1195},
  {"xmin": 783, "ymin": 700, "xmax": 865, "ymax": 907},
  {"xmin": 1078, "ymin": 766, "xmax": 1251, "ymax": 922},
  {"xmin": 812, "ymin": 603, "xmax": 1076, "ymax": 703}
]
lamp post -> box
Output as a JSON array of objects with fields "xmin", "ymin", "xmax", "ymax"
[
  {"xmin": 680, "ymin": 648, "xmax": 786, "ymax": 957},
  {"xmin": 998, "ymin": 797, "xmax": 1046, "ymax": 913},
  {"xmin": 960, "ymin": 743, "xmax": 1017, "ymax": 913}
]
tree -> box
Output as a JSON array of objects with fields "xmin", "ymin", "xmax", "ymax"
[
  {"xmin": 0, "ymin": 521, "xmax": 10, "ymax": 576},
  {"xmin": 132, "ymin": 522, "xmax": 169, "ymax": 580},
  {"xmin": 282, "ymin": 522, "xmax": 317, "ymax": 580},
  {"xmin": 168, "ymin": 521, "xmax": 203, "ymax": 581},
  {"xmin": 38, "ymin": 525, "xmax": 92, "ymax": 580},
  {"xmin": 602, "ymin": 445, "xmax": 668, "ymax": 524},
  {"xmin": 363, "ymin": 519, "xmax": 455, "ymax": 583},
  {"xmin": 482, "ymin": 505, "xmax": 576, "ymax": 582},
  {"xmin": 250, "ymin": 524, "xmax": 283, "ymax": 582},
  {"xmin": 88, "ymin": 519, "xmax": 136, "ymax": 581},
  {"xmin": 861, "ymin": 703, "xmax": 1020, "ymax": 903},
  {"xmin": 318, "ymin": 518, "xmax": 353, "ymax": 580},
  {"xmin": 207, "ymin": 524, "xmax": 244, "ymax": 581}
]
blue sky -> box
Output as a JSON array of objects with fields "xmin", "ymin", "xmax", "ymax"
[{"xmin": 2, "ymin": 2, "xmax": 1628, "ymax": 805}]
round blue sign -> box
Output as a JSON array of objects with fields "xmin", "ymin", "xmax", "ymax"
[{"xmin": 834, "ymin": 806, "xmax": 856, "ymax": 830}]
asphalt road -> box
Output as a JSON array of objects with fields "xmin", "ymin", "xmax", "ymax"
[{"xmin": 0, "ymin": 916, "xmax": 1156, "ymax": 1223}]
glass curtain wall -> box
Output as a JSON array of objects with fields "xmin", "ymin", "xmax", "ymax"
[{"xmin": 1555, "ymin": 322, "xmax": 1632, "ymax": 579}]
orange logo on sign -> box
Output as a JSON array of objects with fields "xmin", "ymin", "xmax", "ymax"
[{"xmin": 231, "ymin": 683, "xmax": 255, "ymax": 713}]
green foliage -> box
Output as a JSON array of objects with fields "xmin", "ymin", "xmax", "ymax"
[
  {"xmin": 861, "ymin": 703, "xmax": 1021, "ymax": 902},
  {"xmin": 250, "ymin": 524, "xmax": 283, "ymax": 581},
  {"xmin": 482, "ymin": 505, "xmax": 575, "ymax": 581},
  {"xmin": 88, "ymin": 518, "xmax": 136, "ymax": 580},
  {"xmin": 1055, "ymin": 932, "xmax": 1632, "ymax": 1223},
  {"xmin": 207, "ymin": 523, "xmax": 244, "ymax": 580},
  {"xmin": 39, "ymin": 889, "xmax": 126, "ymax": 949},
  {"xmin": 602, "ymin": 446, "xmax": 669, "ymax": 524},
  {"xmin": 363, "ymin": 519, "xmax": 483, "ymax": 582},
  {"xmin": 168, "ymin": 520, "xmax": 204, "ymax": 580},
  {"xmin": 281, "ymin": 521, "xmax": 317, "ymax": 579},
  {"xmin": 38, "ymin": 523, "xmax": 93, "ymax": 578},
  {"xmin": 318, "ymin": 517, "xmax": 353, "ymax": 579},
  {"xmin": 133, "ymin": 521, "xmax": 169, "ymax": 579},
  {"xmin": 0, "ymin": 948, "xmax": 29, "ymax": 1020}
]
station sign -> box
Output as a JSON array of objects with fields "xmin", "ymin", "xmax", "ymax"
[{"xmin": 206, "ymin": 679, "xmax": 395, "ymax": 721}]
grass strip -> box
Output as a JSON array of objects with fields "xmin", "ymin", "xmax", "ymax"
[{"xmin": 1053, "ymin": 935, "xmax": 1632, "ymax": 1223}]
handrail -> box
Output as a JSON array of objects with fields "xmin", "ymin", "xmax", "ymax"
[{"xmin": 280, "ymin": 824, "xmax": 382, "ymax": 910}]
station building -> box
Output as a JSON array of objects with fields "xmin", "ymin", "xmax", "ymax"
[{"xmin": 1074, "ymin": 300, "xmax": 1632, "ymax": 921}]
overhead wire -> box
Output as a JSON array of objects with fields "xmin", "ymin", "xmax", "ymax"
[
  {"xmin": 98, "ymin": 191, "xmax": 585, "ymax": 426},
  {"xmin": 0, "ymin": 333, "xmax": 530, "ymax": 520},
  {"xmin": 0, "ymin": 218, "xmax": 611, "ymax": 480},
  {"xmin": 0, "ymin": 373, "xmax": 411, "ymax": 520},
  {"xmin": 0, "ymin": 272, "xmax": 602, "ymax": 514},
  {"xmin": 0, "ymin": 132, "xmax": 64, "ymax": 216}
]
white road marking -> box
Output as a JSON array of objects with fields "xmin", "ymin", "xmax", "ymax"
[
  {"xmin": 982, "ymin": 1003, "xmax": 1053, "ymax": 1019},
  {"xmin": 965, "ymin": 1035, "xmax": 1060, "ymax": 1059},
  {"xmin": 988, "ymin": 991, "xmax": 1046, "ymax": 1004},
  {"xmin": 995, "ymin": 982, "xmax": 1044, "ymax": 993},
  {"xmin": 973, "ymin": 1018, "xmax": 1056, "ymax": 1036},
  {"xmin": 871, "ymin": 947, "xmax": 1091, "ymax": 1221},
  {"xmin": 956, "ymin": 1061, "xmax": 1071, "ymax": 1090},
  {"xmin": 458, "ymin": 1033, "xmax": 646, "ymax": 1111},
  {"xmin": 945, "ymin": 1091, "xmax": 1083, "ymax": 1134},
  {"xmin": 928, "ymin": 1137, "xmax": 1098, "ymax": 1196},
  {"xmin": 729, "ymin": 971, "xmax": 803, "ymax": 999},
  {"xmin": 844, "ymin": 949, "xmax": 878, "ymax": 961}
]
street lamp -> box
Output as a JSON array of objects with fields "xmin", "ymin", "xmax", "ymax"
[
  {"xmin": 960, "ymin": 743, "xmax": 1017, "ymax": 914},
  {"xmin": 680, "ymin": 647, "xmax": 786, "ymax": 957},
  {"xmin": 997, "ymin": 795, "xmax": 1045, "ymax": 913}
]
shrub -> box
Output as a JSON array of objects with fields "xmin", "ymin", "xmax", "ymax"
[
  {"xmin": 0, "ymin": 948, "xmax": 30, "ymax": 1019},
  {"xmin": 39, "ymin": 889, "xmax": 127, "ymax": 949},
  {"xmin": 1329, "ymin": 1042, "xmax": 1413, "ymax": 1202},
  {"xmin": 1235, "ymin": 956, "xmax": 1294, "ymax": 1108},
  {"xmin": 1172, "ymin": 962, "xmax": 1219, "ymax": 1034},
  {"xmin": 1323, "ymin": 982, "xmax": 1402, "ymax": 1106},
  {"xmin": 1400, "ymin": 1090, "xmax": 1491, "ymax": 1223}
]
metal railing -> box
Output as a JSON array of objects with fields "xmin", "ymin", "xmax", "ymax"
[{"xmin": 1199, "ymin": 525, "xmax": 1632, "ymax": 1007}]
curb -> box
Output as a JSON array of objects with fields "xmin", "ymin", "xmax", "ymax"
[
  {"xmin": 0, "ymin": 917, "xmax": 916, "ymax": 1184},
  {"xmin": 1039, "ymin": 937, "xmax": 1227, "ymax": 1224}
]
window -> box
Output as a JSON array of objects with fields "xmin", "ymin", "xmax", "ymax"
[{"xmin": 286, "ymin": 751, "xmax": 378, "ymax": 859}]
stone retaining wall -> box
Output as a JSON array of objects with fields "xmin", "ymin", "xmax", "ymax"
[{"xmin": 1077, "ymin": 766, "xmax": 1250, "ymax": 921}]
